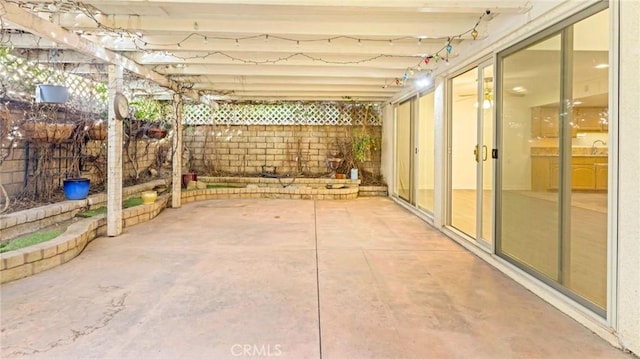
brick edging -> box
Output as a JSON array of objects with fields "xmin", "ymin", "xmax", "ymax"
[
  {"xmin": 0, "ymin": 178, "xmax": 387, "ymax": 284},
  {"xmin": 0, "ymin": 194, "xmax": 169, "ymax": 284}
]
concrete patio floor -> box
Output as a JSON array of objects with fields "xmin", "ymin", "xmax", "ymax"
[{"xmin": 0, "ymin": 198, "xmax": 630, "ymax": 359}]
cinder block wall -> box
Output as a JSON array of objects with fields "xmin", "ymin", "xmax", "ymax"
[
  {"xmin": 183, "ymin": 125, "xmax": 382, "ymax": 177},
  {"xmin": 82, "ymin": 139, "xmax": 167, "ymax": 182},
  {"xmin": 1, "ymin": 108, "xmax": 28, "ymax": 199}
]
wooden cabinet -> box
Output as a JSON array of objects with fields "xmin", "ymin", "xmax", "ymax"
[
  {"xmin": 595, "ymin": 163, "xmax": 608, "ymax": 190},
  {"xmin": 531, "ymin": 106, "xmax": 605, "ymax": 138},
  {"xmin": 574, "ymin": 107, "xmax": 608, "ymax": 132},
  {"xmin": 572, "ymin": 164, "xmax": 597, "ymax": 190},
  {"xmin": 531, "ymin": 107, "xmax": 560, "ymax": 138},
  {"xmin": 531, "ymin": 156, "xmax": 607, "ymax": 191},
  {"xmin": 532, "ymin": 156, "xmax": 555, "ymax": 191}
]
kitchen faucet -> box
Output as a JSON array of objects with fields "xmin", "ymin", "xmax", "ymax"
[{"xmin": 591, "ymin": 139, "xmax": 607, "ymax": 154}]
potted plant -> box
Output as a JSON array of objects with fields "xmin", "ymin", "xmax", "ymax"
[
  {"xmin": 20, "ymin": 107, "xmax": 76, "ymax": 144},
  {"xmin": 129, "ymin": 97, "xmax": 170, "ymax": 139},
  {"xmin": 351, "ymin": 129, "xmax": 377, "ymax": 180},
  {"xmin": 87, "ymin": 119, "xmax": 107, "ymax": 140}
]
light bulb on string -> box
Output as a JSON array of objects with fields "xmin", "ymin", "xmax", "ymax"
[
  {"xmin": 424, "ymin": 57, "xmax": 430, "ymax": 65},
  {"xmin": 358, "ymin": 39, "xmax": 362, "ymax": 46},
  {"xmin": 471, "ymin": 29, "xmax": 479, "ymax": 40},
  {"xmin": 446, "ymin": 44, "xmax": 452, "ymax": 53},
  {"xmin": 235, "ymin": 38, "xmax": 239, "ymax": 47},
  {"xmin": 388, "ymin": 39, "xmax": 394, "ymax": 46},
  {"xmin": 408, "ymin": 68, "xmax": 414, "ymax": 76}
]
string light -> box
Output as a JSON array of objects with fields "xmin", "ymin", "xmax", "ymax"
[
  {"xmin": 9, "ymin": 1, "xmax": 491, "ymax": 89},
  {"xmin": 153, "ymin": 51, "xmax": 419, "ymax": 66},
  {"xmin": 393, "ymin": 9, "xmax": 490, "ymax": 86}
]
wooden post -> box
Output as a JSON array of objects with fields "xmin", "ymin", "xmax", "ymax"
[
  {"xmin": 107, "ymin": 65, "xmax": 124, "ymax": 236},
  {"xmin": 172, "ymin": 93, "xmax": 183, "ymax": 208}
]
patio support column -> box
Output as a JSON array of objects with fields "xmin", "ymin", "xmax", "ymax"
[
  {"xmin": 171, "ymin": 93, "xmax": 184, "ymax": 208},
  {"xmin": 107, "ymin": 65, "xmax": 124, "ymax": 236}
]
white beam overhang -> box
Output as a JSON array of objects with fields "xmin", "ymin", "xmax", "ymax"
[{"xmin": 0, "ymin": 2, "xmax": 200, "ymax": 101}]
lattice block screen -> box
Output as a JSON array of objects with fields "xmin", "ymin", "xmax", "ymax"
[
  {"xmin": 0, "ymin": 52, "xmax": 107, "ymax": 115},
  {"xmin": 182, "ymin": 102, "xmax": 382, "ymax": 126}
]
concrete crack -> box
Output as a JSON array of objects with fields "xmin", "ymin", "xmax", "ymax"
[{"xmin": 3, "ymin": 291, "xmax": 128, "ymax": 357}]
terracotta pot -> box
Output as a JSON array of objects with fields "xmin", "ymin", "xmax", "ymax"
[
  {"xmin": 181, "ymin": 173, "xmax": 197, "ymax": 188},
  {"xmin": 147, "ymin": 127, "xmax": 167, "ymax": 139},
  {"xmin": 335, "ymin": 173, "xmax": 346, "ymax": 179}
]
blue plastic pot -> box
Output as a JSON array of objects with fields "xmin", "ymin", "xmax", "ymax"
[{"xmin": 63, "ymin": 178, "xmax": 90, "ymax": 200}]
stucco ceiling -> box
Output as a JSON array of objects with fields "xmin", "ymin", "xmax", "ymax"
[{"xmin": 1, "ymin": 0, "xmax": 533, "ymax": 103}]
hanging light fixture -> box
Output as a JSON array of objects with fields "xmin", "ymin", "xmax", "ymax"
[{"xmin": 482, "ymin": 88, "xmax": 493, "ymax": 109}]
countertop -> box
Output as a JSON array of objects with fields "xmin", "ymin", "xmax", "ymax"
[{"xmin": 531, "ymin": 146, "xmax": 608, "ymax": 157}]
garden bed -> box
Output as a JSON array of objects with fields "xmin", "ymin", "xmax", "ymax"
[{"xmin": 0, "ymin": 192, "xmax": 169, "ymax": 284}]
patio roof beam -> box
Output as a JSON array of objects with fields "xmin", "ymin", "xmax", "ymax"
[{"xmin": 0, "ymin": 2, "xmax": 200, "ymax": 102}]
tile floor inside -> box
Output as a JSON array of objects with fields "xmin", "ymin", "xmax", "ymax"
[{"xmin": 0, "ymin": 198, "xmax": 630, "ymax": 358}]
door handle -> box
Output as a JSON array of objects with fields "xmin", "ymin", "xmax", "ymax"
[
  {"xmin": 483, "ymin": 145, "xmax": 488, "ymax": 161},
  {"xmin": 474, "ymin": 145, "xmax": 479, "ymax": 162}
]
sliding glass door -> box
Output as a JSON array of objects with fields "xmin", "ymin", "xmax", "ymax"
[
  {"xmin": 395, "ymin": 100, "xmax": 412, "ymax": 203},
  {"xmin": 394, "ymin": 93, "xmax": 436, "ymax": 215},
  {"xmin": 497, "ymin": 5, "xmax": 609, "ymax": 315},
  {"xmin": 448, "ymin": 63, "xmax": 494, "ymax": 245},
  {"xmin": 416, "ymin": 92, "xmax": 435, "ymax": 213}
]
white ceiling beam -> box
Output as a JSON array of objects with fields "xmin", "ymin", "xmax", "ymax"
[
  {"xmin": 95, "ymin": 37, "xmax": 460, "ymax": 57},
  {"xmin": 60, "ymin": 14, "xmax": 478, "ymax": 38},
  {"xmin": 169, "ymin": 75, "xmax": 403, "ymax": 86},
  {"xmin": 0, "ymin": 2, "xmax": 199, "ymax": 101},
  {"xmin": 230, "ymin": 91, "xmax": 392, "ymax": 100},
  {"xmin": 9, "ymin": 49, "xmax": 100, "ymax": 64},
  {"xmin": 80, "ymin": 0, "xmax": 529, "ymax": 13},
  {"xmin": 6, "ymin": 31, "xmax": 458, "ymax": 56},
  {"xmin": 231, "ymin": 96, "xmax": 388, "ymax": 102},
  {"xmin": 192, "ymin": 83, "xmax": 396, "ymax": 93},
  {"xmin": 157, "ymin": 64, "xmax": 405, "ymax": 78},
  {"xmin": 134, "ymin": 52, "xmax": 424, "ymax": 69}
]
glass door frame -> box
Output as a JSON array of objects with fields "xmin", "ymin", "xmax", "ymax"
[
  {"xmin": 494, "ymin": 1, "xmax": 611, "ymax": 318},
  {"xmin": 394, "ymin": 98, "xmax": 415, "ymax": 204},
  {"xmin": 444, "ymin": 58, "xmax": 495, "ymax": 251}
]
